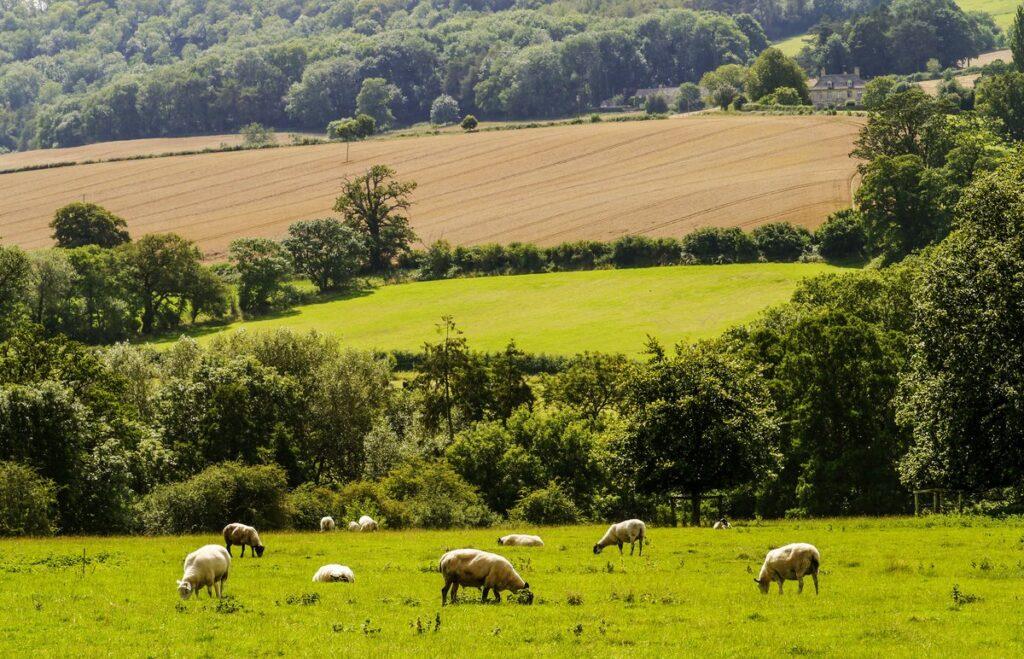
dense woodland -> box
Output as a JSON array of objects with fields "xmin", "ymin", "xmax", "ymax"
[
  {"xmin": 5, "ymin": 74, "xmax": 1024, "ymax": 534},
  {"xmin": 0, "ymin": 0, "xmax": 1006, "ymax": 150}
]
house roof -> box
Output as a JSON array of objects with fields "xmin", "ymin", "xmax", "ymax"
[{"xmin": 810, "ymin": 73, "xmax": 866, "ymax": 90}]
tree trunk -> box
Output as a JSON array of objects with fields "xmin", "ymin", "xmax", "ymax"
[
  {"xmin": 142, "ymin": 297, "xmax": 155, "ymax": 334},
  {"xmin": 690, "ymin": 492, "xmax": 701, "ymax": 527}
]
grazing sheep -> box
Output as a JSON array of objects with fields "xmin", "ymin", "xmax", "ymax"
[
  {"xmin": 358, "ymin": 515, "xmax": 378, "ymax": 532},
  {"xmin": 593, "ymin": 519, "xmax": 646, "ymax": 556},
  {"xmin": 320, "ymin": 516, "xmax": 336, "ymax": 532},
  {"xmin": 713, "ymin": 518, "xmax": 731, "ymax": 530},
  {"xmin": 312, "ymin": 564, "xmax": 355, "ymax": 583},
  {"xmin": 347, "ymin": 521, "xmax": 360, "ymax": 531},
  {"xmin": 439, "ymin": 549, "xmax": 533, "ymax": 605},
  {"xmin": 497, "ymin": 534, "xmax": 544, "ymax": 547},
  {"xmin": 177, "ymin": 544, "xmax": 230, "ymax": 600},
  {"xmin": 755, "ymin": 543, "xmax": 820, "ymax": 595},
  {"xmin": 222, "ymin": 522, "xmax": 265, "ymax": 557}
]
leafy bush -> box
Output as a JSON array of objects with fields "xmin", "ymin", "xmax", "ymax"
[
  {"xmin": 288, "ymin": 481, "xmax": 410, "ymax": 530},
  {"xmin": 751, "ymin": 222, "xmax": 811, "ymax": 261},
  {"xmin": 681, "ymin": 227, "xmax": 758, "ymax": 263},
  {"xmin": 644, "ymin": 94, "xmax": 669, "ymax": 114},
  {"xmin": 609, "ymin": 235, "xmax": 681, "ymax": 268},
  {"xmin": 384, "ymin": 460, "xmax": 495, "ymax": 528},
  {"xmin": 815, "ymin": 209, "xmax": 867, "ymax": 261},
  {"xmin": 461, "ymin": 115, "xmax": 478, "ymax": 131},
  {"xmin": 544, "ymin": 241, "xmax": 611, "ymax": 271},
  {"xmin": 758, "ymin": 86, "xmax": 802, "ymax": 106},
  {"xmin": 430, "ymin": 95, "xmax": 461, "ymax": 126},
  {"xmin": 0, "ymin": 461, "xmax": 57, "ymax": 536},
  {"xmin": 137, "ymin": 462, "xmax": 291, "ymax": 534},
  {"xmin": 510, "ymin": 481, "xmax": 581, "ymax": 524}
]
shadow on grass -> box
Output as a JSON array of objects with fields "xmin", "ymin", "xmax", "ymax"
[{"xmin": 144, "ymin": 280, "xmax": 378, "ymax": 344}]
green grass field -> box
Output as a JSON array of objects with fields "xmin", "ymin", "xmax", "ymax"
[
  {"xmin": 162, "ymin": 263, "xmax": 840, "ymax": 355},
  {"xmin": 2, "ymin": 517, "xmax": 1023, "ymax": 656}
]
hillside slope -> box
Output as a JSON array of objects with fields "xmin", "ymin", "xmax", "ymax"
[
  {"xmin": 164, "ymin": 262, "xmax": 842, "ymax": 354},
  {"xmin": 0, "ymin": 115, "xmax": 862, "ymax": 258}
]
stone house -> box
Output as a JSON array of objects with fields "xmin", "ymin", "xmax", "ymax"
[{"xmin": 808, "ymin": 68, "xmax": 866, "ymax": 108}]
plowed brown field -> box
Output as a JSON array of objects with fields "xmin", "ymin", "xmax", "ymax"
[{"xmin": 0, "ymin": 114, "xmax": 862, "ymax": 258}]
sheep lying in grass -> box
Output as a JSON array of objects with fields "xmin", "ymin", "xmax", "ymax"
[
  {"xmin": 312, "ymin": 564, "xmax": 355, "ymax": 583},
  {"xmin": 320, "ymin": 516, "xmax": 336, "ymax": 532},
  {"xmin": 439, "ymin": 549, "xmax": 533, "ymax": 605},
  {"xmin": 347, "ymin": 521, "xmax": 360, "ymax": 531},
  {"xmin": 755, "ymin": 543, "xmax": 820, "ymax": 595},
  {"xmin": 498, "ymin": 534, "xmax": 544, "ymax": 547},
  {"xmin": 358, "ymin": 515, "xmax": 378, "ymax": 532},
  {"xmin": 713, "ymin": 518, "xmax": 731, "ymax": 530},
  {"xmin": 177, "ymin": 544, "xmax": 230, "ymax": 600},
  {"xmin": 593, "ymin": 519, "xmax": 646, "ymax": 556},
  {"xmin": 223, "ymin": 522, "xmax": 265, "ymax": 557}
]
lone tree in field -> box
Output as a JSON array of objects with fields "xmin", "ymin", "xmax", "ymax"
[
  {"xmin": 461, "ymin": 115, "xmax": 478, "ymax": 131},
  {"xmin": 623, "ymin": 341, "xmax": 779, "ymax": 526},
  {"xmin": 327, "ymin": 113, "xmax": 375, "ymax": 161},
  {"xmin": 50, "ymin": 202, "xmax": 130, "ymax": 248},
  {"xmin": 333, "ymin": 165, "xmax": 417, "ymax": 272}
]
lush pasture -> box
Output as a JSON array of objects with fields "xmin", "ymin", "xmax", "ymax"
[
  {"xmin": 159, "ymin": 263, "xmax": 840, "ymax": 355},
  {"xmin": 1, "ymin": 518, "xmax": 1022, "ymax": 656}
]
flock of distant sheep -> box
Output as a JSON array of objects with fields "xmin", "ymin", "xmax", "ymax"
[{"xmin": 176, "ymin": 516, "xmax": 822, "ymax": 603}]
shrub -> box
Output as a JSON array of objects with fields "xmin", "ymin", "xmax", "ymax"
[
  {"xmin": 681, "ymin": 227, "xmax": 757, "ymax": 263},
  {"xmin": 420, "ymin": 240, "xmax": 455, "ymax": 279},
  {"xmin": 289, "ymin": 481, "xmax": 411, "ymax": 530},
  {"xmin": 758, "ymin": 86, "xmax": 802, "ymax": 106},
  {"xmin": 461, "ymin": 115, "xmax": 478, "ymax": 131},
  {"xmin": 510, "ymin": 481, "xmax": 581, "ymax": 525},
  {"xmin": 610, "ymin": 235, "xmax": 681, "ymax": 268},
  {"xmin": 137, "ymin": 462, "xmax": 290, "ymax": 534},
  {"xmin": 815, "ymin": 209, "xmax": 867, "ymax": 261},
  {"xmin": 240, "ymin": 122, "xmax": 275, "ymax": 147},
  {"xmin": 545, "ymin": 241, "xmax": 611, "ymax": 271},
  {"xmin": 751, "ymin": 222, "xmax": 811, "ymax": 261},
  {"xmin": 505, "ymin": 242, "xmax": 545, "ymax": 274},
  {"xmin": 0, "ymin": 461, "xmax": 57, "ymax": 536},
  {"xmin": 644, "ymin": 94, "xmax": 669, "ymax": 114},
  {"xmin": 677, "ymin": 82, "xmax": 703, "ymax": 112},
  {"xmin": 384, "ymin": 459, "xmax": 495, "ymax": 528}
]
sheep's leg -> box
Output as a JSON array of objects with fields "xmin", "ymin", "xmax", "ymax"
[
  {"xmin": 777, "ymin": 578, "xmax": 784, "ymax": 595},
  {"xmin": 225, "ymin": 543, "xmax": 232, "ymax": 557},
  {"xmin": 451, "ymin": 583, "xmax": 459, "ymax": 603},
  {"xmin": 630, "ymin": 541, "xmax": 635, "ymax": 556},
  {"xmin": 617, "ymin": 541, "xmax": 623, "ymax": 555},
  {"xmin": 639, "ymin": 536, "xmax": 643, "ymax": 557},
  {"xmin": 798, "ymin": 576, "xmax": 804, "ymax": 594},
  {"xmin": 812, "ymin": 573, "xmax": 819, "ymax": 595},
  {"xmin": 494, "ymin": 591, "xmax": 501, "ymax": 603},
  {"xmin": 441, "ymin": 581, "xmax": 451, "ymax": 606},
  {"xmin": 240, "ymin": 545, "xmax": 246, "ymax": 558},
  {"xmin": 481, "ymin": 587, "xmax": 490, "ymax": 603}
]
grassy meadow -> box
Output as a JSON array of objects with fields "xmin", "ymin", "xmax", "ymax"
[
  {"xmin": 157, "ymin": 263, "xmax": 841, "ymax": 355},
  {"xmin": 2, "ymin": 517, "xmax": 1023, "ymax": 656}
]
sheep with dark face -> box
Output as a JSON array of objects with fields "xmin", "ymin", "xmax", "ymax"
[
  {"xmin": 223, "ymin": 523, "xmax": 265, "ymax": 557},
  {"xmin": 755, "ymin": 543, "xmax": 820, "ymax": 595},
  {"xmin": 498, "ymin": 534, "xmax": 544, "ymax": 547},
  {"xmin": 713, "ymin": 518, "xmax": 731, "ymax": 530},
  {"xmin": 347, "ymin": 521, "xmax": 360, "ymax": 531},
  {"xmin": 593, "ymin": 519, "xmax": 646, "ymax": 556},
  {"xmin": 439, "ymin": 549, "xmax": 533, "ymax": 605},
  {"xmin": 177, "ymin": 544, "xmax": 230, "ymax": 600}
]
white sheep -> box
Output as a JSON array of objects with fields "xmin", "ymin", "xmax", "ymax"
[
  {"xmin": 497, "ymin": 534, "xmax": 544, "ymax": 547},
  {"xmin": 358, "ymin": 515, "xmax": 378, "ymax": 532},
  {"xmin": 312, "ymin": 564, "xmax": 355, "ymax": 583},
  {"xmin": 177, "ymin": 544, "xmax": 230, "ymax": 600},
  {"xmin": 713, "ymin": 517, "xmax": 731, "ymax": 530},
  {"xmin": 347, "ymin": 520, "xmax": 360, "ymax": 531},
  {"xmin": 755, "ymin": 543, "xmax": 820, "ymax": 595},
  {"xmin": 439, "ymin": 548, "xmax": 532, "ymax": 605},
  {"xmin": 320, "ymin": 516, "xmax": 336, "ymax": 532},
  {"xmin": 222, "ymin": 522, "xmax": 265, "ymax": 557},
  {"xmin": 593, "ymin": 519, "xmax": 646, "ymax": 556}
]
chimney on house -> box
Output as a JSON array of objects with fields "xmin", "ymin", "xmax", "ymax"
[{"xmin": 853, "ymin": 66, "xmax": 860, "ymax": 78}]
